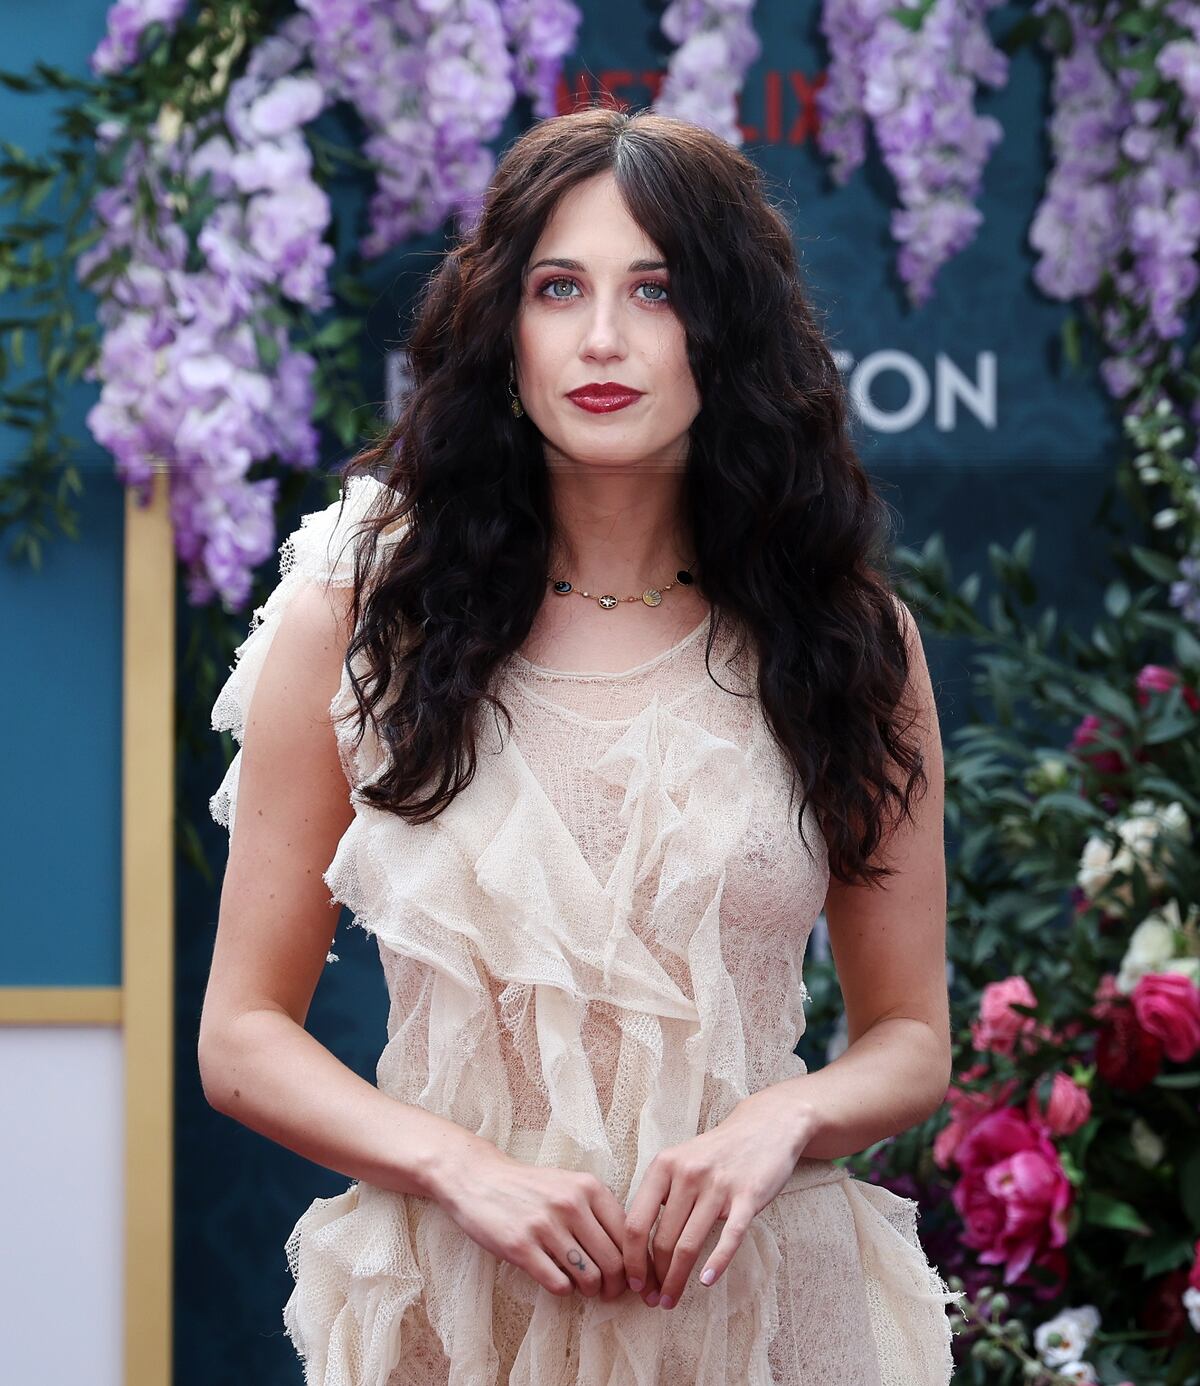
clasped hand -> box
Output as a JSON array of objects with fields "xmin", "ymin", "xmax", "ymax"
[
  {"xmin": 620, "ymin": 1091, "xmax": 807, "ymax": 1309},
  {"xmin": 440, "ymin": 1090, "xmax": 809, "ymax": 1312}
]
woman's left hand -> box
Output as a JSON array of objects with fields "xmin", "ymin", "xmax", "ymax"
[{"xmin": 621, "ymin": 1089, "xmax": 815, "ymax": 1310}]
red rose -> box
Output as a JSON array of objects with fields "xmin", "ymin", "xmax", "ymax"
[
  {"xmin": 1093, "ymin": 1005, "xmax": 1165, "ymax": 1091},
  {"xmin": 1189, "ymin": 1237, "xmax": 1200, "ymax": 1293},
  {"xmin": 1068, "ymin": 712, "xmax": 1130, "ymax": 776},
  {"xmin": 1139, "ymin": 1266, "xmax": 1191, "ymax": 1351},
  {"xmin": 1131, "ymin": 972, "xmax": 1200, "ymax": 1063}
]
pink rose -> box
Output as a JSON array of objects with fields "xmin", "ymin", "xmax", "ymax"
[
  {"xmin": 1027, "ymin": 1073, "xmax": 1092, "ymax": 1137},
  {"xmin": 972, "ymin": 976, "xmax": 1051, "ymax": 1058},
  {"xmin": 1131, "ymin": 973, "xmax": 1200, "ymax": 1063},
  {"xmin": 934, "ymin": 1062, "xmax": 1020, "ymax": 1169},
  {"xmin": 951, "ymin": 1108, "xmax": 1073, "ymax": 1287},
  {"xmin": 1135, "ymin": 664, "xmax": 1200, "ymax": 712}
]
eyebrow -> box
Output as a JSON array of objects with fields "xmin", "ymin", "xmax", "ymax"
[{"xmin": 525, "ymin": 257, "xmax": 668, "ymax": 276}]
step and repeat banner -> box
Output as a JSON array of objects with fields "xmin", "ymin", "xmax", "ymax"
[{"xmin": 0, "ymin": 3, "xmax": 1128, "ymax": 1384}]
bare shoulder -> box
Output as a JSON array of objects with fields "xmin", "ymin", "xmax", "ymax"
[{"xmin": 199, "ymin": 577, "xmax": 360, "ymax": 1063}]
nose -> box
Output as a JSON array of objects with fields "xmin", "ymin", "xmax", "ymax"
[{"xmin": 578, "ymin": 292, "xmax": 627, "ymax": 363}]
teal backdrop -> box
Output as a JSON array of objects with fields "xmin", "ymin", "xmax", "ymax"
[{"xmin": 0, "ymin": 4, "xmax": 1135, "ymax": 1383}]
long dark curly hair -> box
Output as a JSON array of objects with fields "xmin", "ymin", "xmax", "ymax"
[{"xmin": 331, "ymin": 104, "xmax": 927, "ymax": 889}]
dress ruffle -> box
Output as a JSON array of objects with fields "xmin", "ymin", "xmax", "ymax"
[{"xmin": 282, "ymin": 1158, "xmax": 961, "ymax": 1386}]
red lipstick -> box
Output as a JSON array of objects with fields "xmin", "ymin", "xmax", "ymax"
[{"xmin": 566, "ymin": 381, "xmax": 643, "ymax": 414}]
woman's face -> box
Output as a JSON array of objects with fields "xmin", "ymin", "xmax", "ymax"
[{"xmin": 512, "ymin": 171, "xmax": 701, "ymax": 471}]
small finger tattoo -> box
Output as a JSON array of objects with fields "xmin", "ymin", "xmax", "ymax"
[{"xmin": 565, "ymin": 1246, "xmax": 589, "ymax": 1272}]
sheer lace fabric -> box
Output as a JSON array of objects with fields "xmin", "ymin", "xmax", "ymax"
[{"xmin": 210, "ymin": 475, "xmax": 961, "ymax": 1385}]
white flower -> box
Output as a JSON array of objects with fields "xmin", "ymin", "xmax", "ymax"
[
  {"xmin": 1076, "ymin": 833, "xmax": 1117, "ymax": 901},
  {"xmin": 1129, "ymin": 1116, "xmax": 1165, "ymax": 1168},
  {"xmin": 1116, "ymin": 915, "xmax": 1179, "ymax": 993},
  {"xmin": 1078, "ymin": 802, "xmax": 1191, "ymax": 911},
  {"xmin": 1166, "ymin": 956, "xmax": 1200, "ymax": 985},
  {"xmin": 1057, "ymin": 1362, "xmax": 1098, "ymax": 1384},
  {"xmin": 1034, "ymin": 1305, "xmax": 1101, "ymax": 1368},
  {"xmin": 1184, "ymin": 1285, "xmax": 1200, "ymax": 1335}
]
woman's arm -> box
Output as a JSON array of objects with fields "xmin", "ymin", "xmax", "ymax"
[
  {"xmin": 772, "ymin": 595, "xmax": 952, "ymax": 1160},
  {"xmin": 197, "ymin": 579, "xmax": 466, "ymax": 1200}
]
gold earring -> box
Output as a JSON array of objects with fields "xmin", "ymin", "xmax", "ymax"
[{"xmin": 507, "ymin": 360, "xmax": 524, "ymax": 418}]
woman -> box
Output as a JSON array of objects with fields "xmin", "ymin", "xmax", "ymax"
[{"xmin": 201, "ymin": 106, "xmax": 962, "ymax": 1385}]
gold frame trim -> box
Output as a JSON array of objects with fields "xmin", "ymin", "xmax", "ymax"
[{"xmin": 0, "ymin": 987, "xmax": 122, "ymax": 1024}]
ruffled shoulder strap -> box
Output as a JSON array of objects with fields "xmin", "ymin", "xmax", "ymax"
[{"xmin": 209, "ymin": 473, "xmax": 397, "ymax": 838}]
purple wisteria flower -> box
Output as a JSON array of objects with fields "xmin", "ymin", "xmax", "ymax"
[
  {"xmin": 1030, "ymin": 0, "xmax": 1200, "ymax": 404},
  {"xmin": 91, "ymin": 0, "xmax": 188, "ymax": 76},
  {"xmin": 816, "ymin": 0, "xmax": 1009, "ymax": 307},
  {"xmin": 499, "ymin": 0, "xmax": 582, "ymax": 118},
  {"xmin": 652, "ymin": 0, "xmax": 762, "ymax": 147},
  {"xmin": 79, "ymin": 14, "xmax": 334, "ymax": 609},
  {"xmin": 298, "ymin": 0, "xmax": 579, "ymax": 255}
]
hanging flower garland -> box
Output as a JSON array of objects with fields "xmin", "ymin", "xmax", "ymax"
[
  {"xmin": 815, "ymin": 0, "xmax": 1010, "ymax": 309},
  {"xmin": 651, "ymin": 0, "xmax": 762, "ymax": 147},
  {"xmin": 82, "ymin": 13, "xmax": 333, "ymax": 606}
]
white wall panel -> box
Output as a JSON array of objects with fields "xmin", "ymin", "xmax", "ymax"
[{"xmin": 0, "ymin": 1027, "xmax": 123, "ymax": 1386}]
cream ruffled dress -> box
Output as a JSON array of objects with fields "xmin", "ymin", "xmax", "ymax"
[{"xmin": 210, "ymin": 474, "xmax": 962, "ymax": 1386}]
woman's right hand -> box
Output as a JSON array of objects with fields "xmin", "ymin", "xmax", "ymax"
[{"xmin": 433, "ymin": 1140, "xmax": 631, "ymax": 1301}]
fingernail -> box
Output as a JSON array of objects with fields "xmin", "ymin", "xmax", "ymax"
[
  {"xmin": 700, "ymin": 1268, "xmax": 715, "ymax": 1285},
  {"xmin": 659, "ymin": 1294, "xmax": 674, "ymax": 1309},
  {"xmin": 646, "ymin": 1290, "xmax": 661, "ymax": 1306},
  {"xmin": 628, "ymin": 1278, "xmax": 644, "ymax": 1292}
]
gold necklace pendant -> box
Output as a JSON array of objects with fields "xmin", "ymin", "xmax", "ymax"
[{"xmin": 547, "ymin": 565, "xmax": 696, "ymax": 608}]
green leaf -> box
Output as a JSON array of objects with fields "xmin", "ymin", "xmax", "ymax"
[
  {"xmin": 1153, "ymin": 1072, "xmax": 1200, "ymax": 1089},
  {"xmin": 1081, "ymin": 1190, "xmax": 1151, "ymax": 1234},
  {"xmin": 1031, "ymin": 791, "xmax": 1108, "ymax": 822},
  {"xmin": 1104, "ymin": 580, "xmax": 1131, "ymax": 618},
  {"xmin": 1114, "ymin": 10, "xmax": 1155, "ymax": 35},
  {"xmin": 1128, "ymin": 546, "xmax": 1177, "ymax": 585},
  {"xmin": 311, "ymin": 316, "xmax": 360, "ymax": 350},
  {"xmin": 1088, "ymin": 681, "xmax": 1138, "ymax": 724},
  {"xmin": 1175, "ymin": 626, "xmax": 1200, "ymax": 669}
]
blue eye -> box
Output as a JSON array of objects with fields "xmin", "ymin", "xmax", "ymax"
[{"xmin": 537, "ymin": 276, "xmax": 670, "ymax": 304}]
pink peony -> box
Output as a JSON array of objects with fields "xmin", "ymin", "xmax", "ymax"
[
  {"xmin": 934, "ymin": 1062, "xmax": 1019, "ymax": 1169},
  {"xmin": 1027, "ymin": 1073, "xmax": 1092, "ymax": 1137},
  {"xmin": 1132, "ymin": 973, "xmax": 1200, "ymax": 1063},
  {"xmin": 951, "ymin": 1108, "xmax": 1073, "ymax": 1287},
  {"xmin": 972, "ymin": 976, "xmax": 1052, "ymax": 1058}
]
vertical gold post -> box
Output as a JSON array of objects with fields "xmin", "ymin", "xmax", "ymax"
[{"xmin": 123, "ymin": 468, "xmax": 175, "ymax": 1384}]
